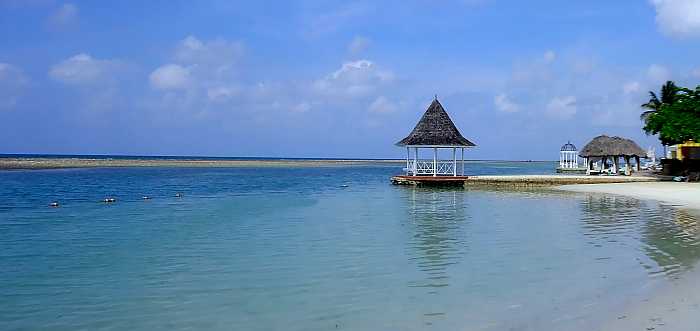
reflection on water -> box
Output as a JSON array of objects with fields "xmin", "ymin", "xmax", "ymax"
[
  {"xmin": 579, "ymin": 194, "xmax": 700, "ymax": 277},
  {"xmin": 5, "ymin": 163, "xmax": 700, "ymax": 331},
  {"xmin": 404, "ymin": 188, "xmax": 469, "ymax": 290},
  {"xmin": 401, "ymin": 188, "xmax": 470, "ymax": 324}
]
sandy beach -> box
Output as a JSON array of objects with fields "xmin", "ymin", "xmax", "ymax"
[
  {"xmin": 559, "ymin": 182, "xmax": 700, "ymax": 210},
  {"xmin": 598, "ymin": 267, "xmax": 700, "ymax": 331},
  {"xmin": 559, "ymin": 182, "xmax": 700, "ymax": 330}
]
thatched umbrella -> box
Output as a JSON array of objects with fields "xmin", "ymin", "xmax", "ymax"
[{"xmin": 579, "ymin": 135, "xmax": 647, "ymax": 175}]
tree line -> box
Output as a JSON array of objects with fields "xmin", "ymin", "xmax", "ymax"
[{"xmin": 641, "ymin": 81, "xmax": 700, "ymax": 145}]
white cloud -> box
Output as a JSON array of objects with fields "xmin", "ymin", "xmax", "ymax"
[
  {"xmin": 292, "ymin": 102, "xmax": 312, "ymax": 113},
  {"xmin": 150, "ymin": 36, "xmax": 245, "ymax": 96},
  {"xmin": 0, "ymin": 63, "xmax": 29, "ymax": 110},
  {"xmin": 49, "ymin": 53, "xmax": 117, "ymax": 84},
  {"xmin": 623, "ymin": 81, "xmax": 641, "ymax": 94},
  {"xmin": 543, "ymin": 50, "xmax": 556, "ymax": 63},
  {"xmin": 494, "ymin": 93, "xmax": 519, "ymax": 113},
  {"xmin": 314, "ymin": 60, "xmax": 394, "ymax": 97},
  {"xmin": 368, "ymin": 96, "xmax": 397, "ymax": 113},
  {"xmin": 149, "ymin": 64, "xmax": 191, "ymax": 90},
  {"xmin": 651, "ymin": 0, "xmax": 700, "ymax": 38},
  {"xmin": 175, "ymin": 35, "xmax": 244, "ymax": 68},
  {"xmin": 207, "ymin": 86, "xmax": 239, "ymax": 101},
  {"xmin": 546, "ymin": 96, "xmax": 577, "ymax": 119},
  {"xmin": 647, "ymin": 64, "xmax": 670, "ymax": 84},
  {"xmin": 48, "ymin": 3, "xmax": 78, "ymax": 27},
  {"xmin": 348, "ymin": 36, "xmax": 371, "ymax": 54}
]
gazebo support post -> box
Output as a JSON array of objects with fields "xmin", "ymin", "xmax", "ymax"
[
  {"xmin": 624, "ymin": 156, "xmax": 631, "ymax": 176},
  {"xmin": 452, "ymin": 148, "xmax": 456, "ymax": 176},
  {"xmin": 613, "ymin": 156, "xmax": 619, "ymax": 175},
  {"xmin": 635, "ymin": 156, "xmax": 640, "ymax": 171},
  {"xmin": 433, "ymin": 147, "xmax": 437, "ymax": 177},
  {"xmin": 406, "ymin": 147, "xmax": 410, "ymax": 175},
  {"xmin": 461, "ymin": 148, "xmax": 464, "ymax": 176},
  {"xmin": 413, "ymin": 147, "xmax": 418, "ymax": 176}
]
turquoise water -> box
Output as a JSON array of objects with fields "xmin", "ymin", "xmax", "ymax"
[{"xmin": 2, "ymin": 162, "xmax": 699, "ymax": 330}]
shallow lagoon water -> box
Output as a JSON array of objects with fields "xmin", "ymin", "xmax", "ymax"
[{"xmin": 1, "ymin": 162, "xmax": 699, "ymax": 330}]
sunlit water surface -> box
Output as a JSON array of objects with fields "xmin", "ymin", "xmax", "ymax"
[{"xmin": 1, "ymin": 162, "xmax": 699, "ymax": 330}]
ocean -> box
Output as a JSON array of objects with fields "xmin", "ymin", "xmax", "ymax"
[{"xmin": 1, "ymin": 161, "xmax": 698, "ymax": 330}]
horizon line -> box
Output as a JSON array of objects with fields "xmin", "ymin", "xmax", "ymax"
[{"xmin": 0, "ymin": 153, "xmax": 557, "ymax": 163}]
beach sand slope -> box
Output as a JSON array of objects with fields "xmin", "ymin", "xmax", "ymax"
[
  {"xmin": 558, "ymin": 182, "xmax": 700, "ymax": 210},
  {"xmin": 559, "ymin": 182, "xmax": 700, "ymax": 330},
  {"xmin": 599, "ymin": 267, "xmax": 700, "ymax": 331}
]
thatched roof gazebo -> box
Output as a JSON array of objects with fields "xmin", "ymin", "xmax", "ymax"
[
  {"xmin": 396, "ymin": 98, "xmax": 475, "ymax": 177},
  {"xmin": 579, "ymin": 135, "xmax": 647, "ymax": 175}
]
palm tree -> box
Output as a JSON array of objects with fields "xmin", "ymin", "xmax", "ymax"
[
  {"xmin": 640, "ymin": 81, "xmax": 679, "ymax": 157},
  {"xmin": 640, "ymin": 80, "xmax": 678, "ymax": 121}
]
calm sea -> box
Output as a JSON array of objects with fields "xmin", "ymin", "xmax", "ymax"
[{"xmin": 1, "ymin": 161, "xmax": 699, "ymax": 330}]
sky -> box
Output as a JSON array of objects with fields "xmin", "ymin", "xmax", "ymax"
[{"xmin": 1, "ymin": 0, "xmax": 700, "ymax": 160}]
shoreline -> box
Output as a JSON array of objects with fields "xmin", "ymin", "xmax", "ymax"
[
  {"xmin": 558, "ymin": 182, "xmax": 700, "ymax": 211},
  {"xmin": 598, "ymin": 263, "xmax": 700, "ymax": 331},
  {"xmin": 558, "ymin": 182, "xmax": 700, "ymax": 330},
  {"xmin": 0, "ymin": 157, "xmax": 555, "ymax": 170},
  {"xmin": 0, "ymin": 157, "xmax": 403, "ymax": 170}
]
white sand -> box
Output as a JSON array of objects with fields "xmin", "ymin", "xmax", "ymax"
[
  {"xmin": 598, "ymin": 267, "xmax": 700, "ymax": 331},
  {"xmin": 559, "ymin": 182, "xmax": 700, "ymax": 330},
  {"xmin": 558, "ymin": 182, "xmax": 700, "ymax": 210}
]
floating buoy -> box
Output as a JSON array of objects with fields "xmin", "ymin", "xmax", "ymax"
[
  {"xmin": 102, "ymin": 198, "xmax": 116, "ymax": 203},
  {"xmin": 49, "ymin": 202, "xmax": 59, "ymax": 207},
  {"xmin": 175, "ymin": 193, "xmax": 183, "ymax": 198},
  {"xmin": 142, "ymin": 196, "xmax": 151, "ymax": 200}
]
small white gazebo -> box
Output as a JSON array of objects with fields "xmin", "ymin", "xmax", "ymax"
[
  {"xmin": 559, "ymin": 141, "xmax": 579, "ymax": 169},
  {"xmin": 396, "ymin": 98, "xmax": 476, "ymax": 177}
]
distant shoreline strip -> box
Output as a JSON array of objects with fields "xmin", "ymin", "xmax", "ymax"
[{"xmin": 0, "ymin": 157, "xmax": 553, "ymax": 170}]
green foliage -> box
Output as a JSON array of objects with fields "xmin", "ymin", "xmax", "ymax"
[
  {"xmin": 640, "ymin": 81, "xmax": 680, "ymax": 121},
  {"xmin": 642, "ymin": 85, "xmax": 700, "ymax": 145}
]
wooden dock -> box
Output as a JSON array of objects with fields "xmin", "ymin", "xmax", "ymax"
[
  {"xmin": 391, "ymin": 174, "xmax": 660, "ymax": 187},
  {"xmin": 391, "ymin": 175, "xmax": 470, "ymax": 186}
]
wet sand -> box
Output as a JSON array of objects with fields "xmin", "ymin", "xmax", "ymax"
[
  {"xmin": 598, "ymin": 267, "xmax": 700, "ymax": 331},
  {"xmin": 559, "ymin": 182, "xmax": 700, "ymax": 330},
  {"xmin": 465, "ymin": 174, "xmax": 659, "ymax": 186},
  {"xmin": 0, "ymin": 157, "xmax": 403, "ymax": 170},
  {"xmin": 558, "ymin": 182, "xmax": 700, "ymax": 210}
]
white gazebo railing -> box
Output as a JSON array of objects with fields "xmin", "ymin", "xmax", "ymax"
[
  {"xmin": 403, "ymin": 146, "xmax": 467, "ymax": 177},
  {"xmin": 407, "ymin": 160, "xmax": 456, "ymax": 175}
]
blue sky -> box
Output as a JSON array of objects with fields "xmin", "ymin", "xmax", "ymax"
[{"xmin": 1, "ymin": 0, "xmax": 700, "ymax": 160}]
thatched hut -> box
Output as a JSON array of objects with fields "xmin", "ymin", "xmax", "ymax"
[
  {"xmin": 396, "ymin": 98, "xmax": 476, "ymax": 176},
  {"xmin": 579, "ymin": 135, "xmax": 647, "ymax": 175}
]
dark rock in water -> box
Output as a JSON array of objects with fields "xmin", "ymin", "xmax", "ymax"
[
  {"xmin": 142, "ymin": 196, "xmax": 151, "ymax": 200},
  {"xmin": 102, "ymin": 198, "xmax": 116, "ymax": 203},
  {"xmin": 175, "ymin": 193, "xmax": 183, "ymax": 198},
  {"xmin": 49, "ymin": 202, "xmax": 59, "ymax": 207},
  {"xmin": 340, "ymin": 184, "xmax": 349, "ymax": 188}
]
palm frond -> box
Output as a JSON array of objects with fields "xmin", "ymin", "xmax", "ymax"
[{"xmin": 640, "ymin": 110, "xmax": 656, "ymax": 121}]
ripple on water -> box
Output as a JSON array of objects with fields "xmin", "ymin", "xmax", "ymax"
[
  {"xmin": 2, "ymin": 166, "xmax": 700, "ymax": 331},
  {"xmin": 579, "ymin": 194, "xmax": 700, "ymax": 277}
]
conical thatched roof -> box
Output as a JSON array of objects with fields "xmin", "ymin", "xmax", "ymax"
[
  {"xmin": 579, "ymin": 135, "xmax": 647, "ymax": 158},
  {"xmin": 396, "ymin": 99, "xmax": 476, "ymax": 147}
]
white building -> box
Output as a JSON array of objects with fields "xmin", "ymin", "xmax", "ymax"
[{"xmin": 559, "ymin": 141, "xmax": 580, "ymax": 169}]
